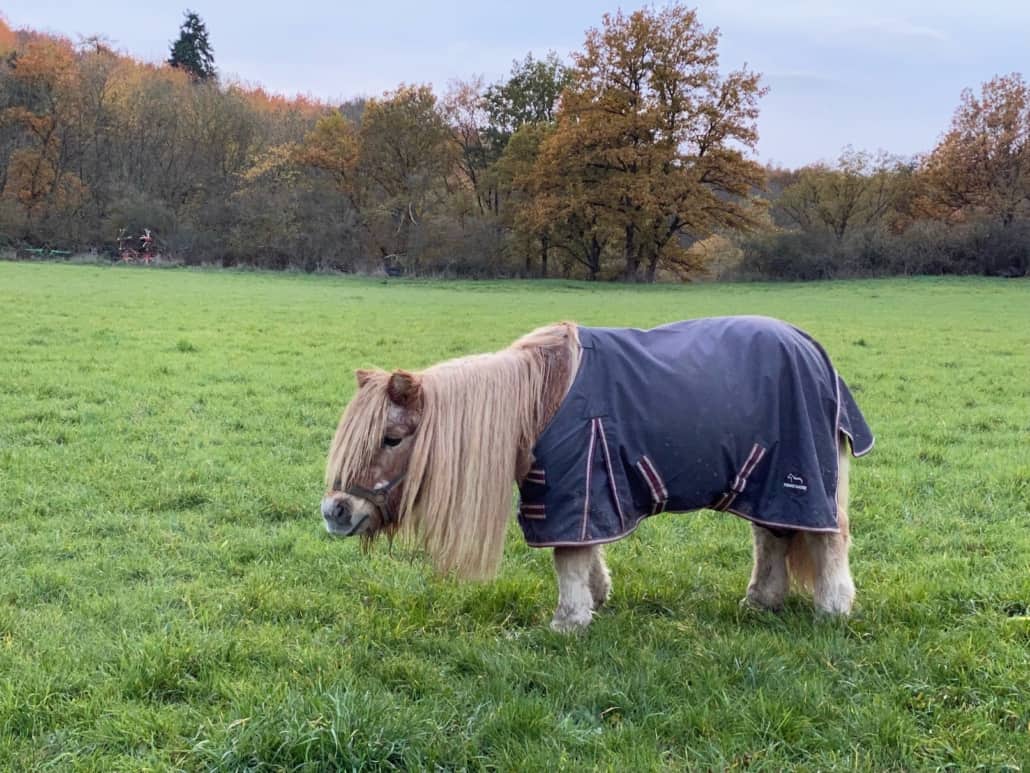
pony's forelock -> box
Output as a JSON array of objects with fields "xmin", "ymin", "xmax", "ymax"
[{"xmin": 325, "ymin": 372, "xmax": 392, "ymax": 492}]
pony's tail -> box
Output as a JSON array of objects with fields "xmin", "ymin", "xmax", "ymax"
[{"xmin": 786, "ymin": 438, "xmax": 850, "ymax": 590}]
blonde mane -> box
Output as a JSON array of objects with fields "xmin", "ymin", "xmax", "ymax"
[{"xmin": 326, "ymin": 323, "xmax": 580, "ymax": 580}]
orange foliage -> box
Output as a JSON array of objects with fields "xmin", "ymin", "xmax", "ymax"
[
  {"xmin": 0, "ymin": 17, "xmax": 16, "ymax": 55},
  {"xmin": 920, "ymin": 73, "xmax": 1030, "ymax": 226},
  {"xmin": 296, "ymin": 113, "xmax": 360, "ymax": 182},
  {"xmin": 236, "ymin": 84, "xmax": 327, "ymax": 120},
  {"xmin": 2, "ymin": 147, "xmax": 86, "ymax": 215},
  {"xmin": 9, "ymin": 36, "xmax": 79, "ymax": 92}
]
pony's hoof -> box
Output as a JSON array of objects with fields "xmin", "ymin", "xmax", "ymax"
[
  {"xmin": 814, "ymin": 601, "xmax": 853, "ymax": 618},
  {"xmin": 740, "ymin": 594, "xmax": 782, "ymax": 613},
  {"xmin": 814, "ymin": 583, "xmax": 855, "ymax": 617},
  {"xmin": 550, "ymin": 610, "xmax": 592, "ymax": 633}
]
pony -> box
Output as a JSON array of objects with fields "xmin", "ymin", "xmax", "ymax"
[{"xmin": 321, "ymin": 316, "xmax": 874, "ymax": 632}]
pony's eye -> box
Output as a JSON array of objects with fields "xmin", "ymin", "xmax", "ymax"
[{"xmin": 383, "ymin": 436, "xmax": 403, "ymax": 447}]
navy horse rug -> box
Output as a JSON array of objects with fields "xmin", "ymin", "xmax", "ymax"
[{"xmin": 517, "ymin": 316, "xmax": 874, "ymax": 547}]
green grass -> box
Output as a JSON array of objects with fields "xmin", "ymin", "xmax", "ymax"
[{"xmin": 0, "ymin": 262, "xmax": 1028, "ymax": 771}]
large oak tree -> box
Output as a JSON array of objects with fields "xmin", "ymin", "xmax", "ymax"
[
  {"xmin": 530, "ymin": 3, "xmax": 766, "ymax": 281},
  {"xmin": 921, "ymin": 73, "xmax": 1030, "ymax": 227}
]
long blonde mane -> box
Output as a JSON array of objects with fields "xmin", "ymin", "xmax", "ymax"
[{"xmin": 326, "ymin": 323, "xmax": 579, "ymax": 580}]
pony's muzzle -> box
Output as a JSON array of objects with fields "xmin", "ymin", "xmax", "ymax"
[{"xmin": 322, "ymin": 494, "xmax": 359, "ymax": 536}]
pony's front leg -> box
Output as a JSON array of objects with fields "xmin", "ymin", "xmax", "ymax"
[
  {"xmin": 551, "ymin": 546, "xmax": 598, "ymax": 632},
  {"xmin": 743, "ymin": 524, "xmax": 790, "ymax": 611}
]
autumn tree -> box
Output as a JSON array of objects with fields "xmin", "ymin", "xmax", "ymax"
[
  {"xmin": 49, "ymin": 38, "xmax": 124, "ymax": 240},
  {"xmin": 168, "ymin": 10, "xmax": 216, "ymax": 82},
  {"xmin": 0, "ymin": 35, "xmax": 88, "ymax": 239},
  {"xmin": 294, "ymin": 112, "xmax": 360, "ymax": 200},
  {"xmin": 105, "ymin": 64, "xmax": 207, "ymax": 230},
  {"xmin": 357, "ymin": 84, "xmax": 454, "ymax": 262},
  {"xmin": 0, "ymin": 18, "xmax": 334, "ymax": 261},
  {"xmin": 286, "ymin": 110, "xmax": 368, "ymax": 257},
  {"xmin": 226, "ymin": 94, "xmax": 358, "ymax": 268},
  {"xmin": 0, "ymin": 17, "xmax": 15, "ymax": 57},
  {"xmin": 776, "ymin": 147, "xmax": 910, "ymax": 241},
  {"xmin": 920, "ymin": 73, "xmax": 1030, "ymax": 227},
  {"xmin": 533, "ymin": 4, "xmax": 766, "ymax": 281},
  {"xmin": 520, "ymin": 119, "xmax": 619, "ymax": 280},
  {"xmin": 232, "ymin": 138, "xmax": 362, "ymax": 270},
  {"xmin": 493, "ymin": 123, "xmax": 554, "ymax": 275},
  {"xmin": 442, "ymin": 77, "xmax": 493, "ymax": 215},
  {"xmin": 439, "ymin": 54, "xmax": 570, "ymax": 224}
]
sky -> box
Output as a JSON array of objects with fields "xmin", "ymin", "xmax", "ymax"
[{"xmin": 3, "ymin": 0, "xmax": 1028, "ymax": 168}]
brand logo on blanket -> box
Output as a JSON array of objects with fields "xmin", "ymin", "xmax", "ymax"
[{"xmin": 783, "ymin": 473, "xmax": 808, "ymax": 492}]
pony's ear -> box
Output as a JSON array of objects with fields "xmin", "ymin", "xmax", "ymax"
[
  {"xmin": 387, "ymin": 370, "xmax": 421, "ymax": 407},
  {"xmin": 355, "ymin": 368, "xmax": 377, "ymax": 388}
]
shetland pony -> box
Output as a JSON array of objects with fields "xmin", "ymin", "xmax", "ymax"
[{"xmin": 321, "ymin": 318, "xmax": 873, "ymax": 632}]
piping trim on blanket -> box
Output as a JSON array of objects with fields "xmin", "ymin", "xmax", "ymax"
[
  {"xmin": 595, "ymin": 418, "xmax": 626, "ymax": 532},
  {"xmin": 580, "ymin": 419, "xmax": 598, "ymax": 541}
]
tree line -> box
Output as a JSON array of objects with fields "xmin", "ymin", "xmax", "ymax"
[
  {"xmin": 1, "ymin": 7, "xmax": 1027, "ymax": 280},
  {"xmin": 744, "ymin": 74, "xmax": 1030, "ymax": 280}
]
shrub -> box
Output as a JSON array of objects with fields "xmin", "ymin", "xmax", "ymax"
[{"xmin": 734, "ymin": 218, "xmax": 1030, "ymax": 281}]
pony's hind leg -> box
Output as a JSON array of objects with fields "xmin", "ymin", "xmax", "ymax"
[
  {"xmin": 588, "ymin": 545, "xmax": 611, "ymax": 610},
  {"xmin": 743, "ymin": 524, "xmax": 791, "ymax": 611},
  {"xmin": 551, "ymin": 546, "xmax": 597, "ymax": 632}
]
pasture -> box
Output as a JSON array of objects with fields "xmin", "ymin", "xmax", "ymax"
[{"xmin": 0, "ymin": 262, "xmax": 1028, "ymax": 771}]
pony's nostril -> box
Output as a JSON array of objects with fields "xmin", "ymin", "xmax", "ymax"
[
  {"xmin": 339, "ymin": 500, "xmax": 352, "ymax": 521},
  {"xmin": 322, "ymin": 496, "xmax": 350, "ymax": 523}
]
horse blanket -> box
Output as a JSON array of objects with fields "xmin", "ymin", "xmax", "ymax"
[{"xmin": 517, "ymin": 316, "xmax": 874, "ymax": 547}]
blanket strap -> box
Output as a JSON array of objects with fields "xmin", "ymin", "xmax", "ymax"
[
  {"xmin": 635, "ymin": 455, "xmax": 669, "ymax": 515},
  {"xmin": 713, "ymin": 443, "xmax": 767, "ymax": 512}
]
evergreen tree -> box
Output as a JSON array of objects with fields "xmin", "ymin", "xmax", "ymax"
[{"xmin": 168, "ymin": 10, "xmax": 216, "ymax": 81}]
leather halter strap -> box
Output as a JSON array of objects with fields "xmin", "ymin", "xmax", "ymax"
[{"xmin": 344, "ymin": 473, "xmax": 406, "ymax": 526}]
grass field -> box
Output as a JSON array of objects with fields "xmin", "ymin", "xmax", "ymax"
[{"xmin": 0, "ymin": 262, "xmax": 1028, "ymax": 771}]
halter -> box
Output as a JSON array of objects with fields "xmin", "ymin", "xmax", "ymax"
[{"xmin": 344, "ymin": 473, "xmax": 406, "ymax": 526}]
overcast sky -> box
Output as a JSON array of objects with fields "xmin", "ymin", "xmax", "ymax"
[{"xmin": 3, "ymin": 1, "xmax": 1028, "ymax": 167}]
